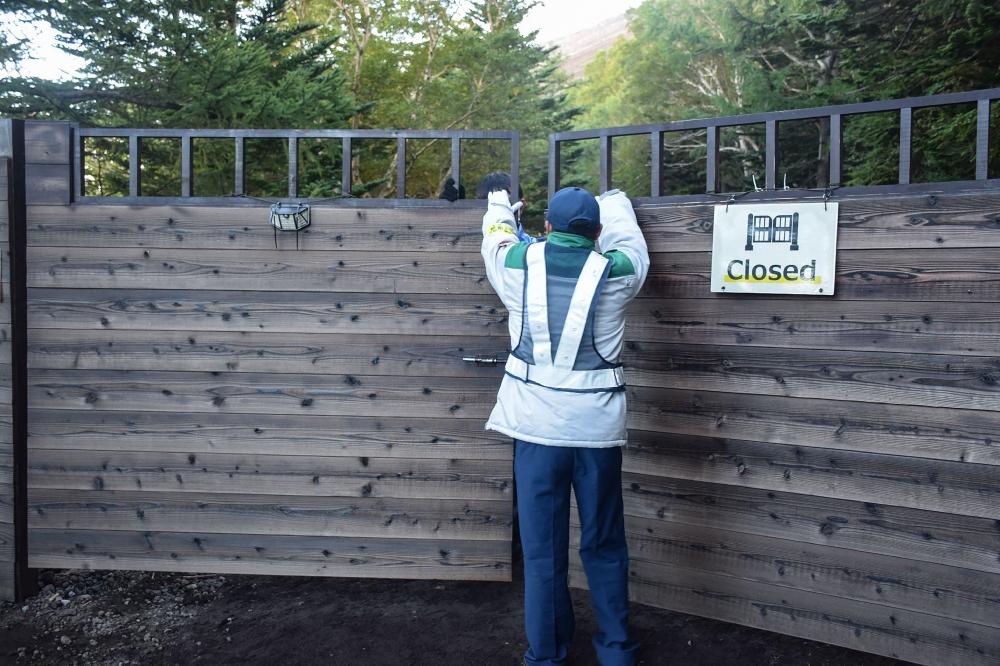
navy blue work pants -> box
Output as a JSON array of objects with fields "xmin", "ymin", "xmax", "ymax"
[{"xmin": 514, "ymin": 439, "xmax": 639, "ymax": 666}]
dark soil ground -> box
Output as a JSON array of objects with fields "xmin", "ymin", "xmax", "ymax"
[{"xmin": 0, "ymin": 565, "xmax": 904, "ymax": 666}]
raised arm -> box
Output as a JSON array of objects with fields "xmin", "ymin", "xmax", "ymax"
[
  {"xmin": 480, "ymin": 190, "xmax": 523, "ymax": 308},
  {"xmin": 598, "ymin": 190, "xmax": 649, "ymax": 295}
]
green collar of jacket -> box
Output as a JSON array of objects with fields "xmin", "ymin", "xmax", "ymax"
[{"xmin": 546, "ymin": 231, "xmax": 595, "ymax": 250}]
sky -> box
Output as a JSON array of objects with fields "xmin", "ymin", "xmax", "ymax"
[
  {"xmin": 520, "ymin": 0, "xmax": 644, "ymax": 44},
  {"xmin": 5, "ymin": 0, "xmax": 645, "ymax": 81}
]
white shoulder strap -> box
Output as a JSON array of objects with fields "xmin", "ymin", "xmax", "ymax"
[
  {"xmin": 553, "ymin": 252, "xmax": 609, "ymax": 370},
  {"xmin": 524, "ymin": 243, "xmax": 552, "ymax": 366}
]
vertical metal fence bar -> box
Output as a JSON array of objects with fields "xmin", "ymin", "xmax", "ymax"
[
  {"xmin": 181, "ymin": 134, "xmax": 192, "ymax": 197},
  {"xmin": 706, "ymin": 125, "xmax": 720, "ymax": 193},
  {"xmin": 829, "ymin": 114, "xmax": 843, "ymax": 186},
  {"xmin": 73, "ymin": 126, "xmax": 83, "ymax": 200},
  {"xmin": 288, "ymin": 136, "xmax": 298, "ymax": 198},
  {"xmin": 765, "ymin": 120, "xmax": 778, "ymax": 190},
  {"xmin": 129, "ymin": 135, "xmax": 141, "ymax": 197},
  {"xmin": 396, "ymin": 137, "xmax": 406, "ymax": 199},
  {"xmin": 510, "ymin": 135, "xmax": 520, "ymax": 200},
  {"xmin": 451, "ymin": 137, "xmax": 461, "ymax": 192},
  {"xmin": 899, "ymin": 107, "xmax": 913, "ymax": 185},
  {"xmin": 548, "ymin": 136, "xmax": 560, "ymax": 199},
  {"xmin": 651, "ymin": 131, "xmax": 663, "ymax": 197},
  {"xmin": 599, "ymin": 134, "xmax": 611, "ymax": 194},
  {"xmin": 341, "ymin": 137, "xmax": 352, "ymax": 197},
  {"xmin": 234, "ymin": 136, "xmax": 245, "ymax": 196},
  {"xmin": 976, "ymin": 98, "xmax": 991, "ymax": 181}
]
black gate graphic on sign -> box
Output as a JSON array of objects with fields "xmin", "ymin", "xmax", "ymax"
[{"xmin": 745, "ymin": 213, "xmax": 800, "ymax": 251}]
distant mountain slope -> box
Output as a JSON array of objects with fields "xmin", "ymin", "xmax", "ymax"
[{"xmin": 549, "ymin": 14, "xmax": 631, "ymax": 80}]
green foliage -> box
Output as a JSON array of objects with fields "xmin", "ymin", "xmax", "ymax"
[
  {"xmin": 568, "ymin": 0, "xmax": 1000, "ymax": 194},
  {"xmin": 285, "ymin": 0, "xmax": 577, "ymax": 222}
]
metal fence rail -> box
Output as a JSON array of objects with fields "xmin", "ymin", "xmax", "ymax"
[
  {"xmin": 548, "ymin": 87, "xmax": 1000, "ymax": 200},
  {"xmin": 74, "ymin": 128, "xmax": 519, "ymax": 206}
]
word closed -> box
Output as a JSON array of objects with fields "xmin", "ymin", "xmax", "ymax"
[{"xmin": 710, "ymin": 202, "xmax": 838, "ymax": 296}]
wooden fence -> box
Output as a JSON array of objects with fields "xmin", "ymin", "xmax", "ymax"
[
  {"xmin": 3, "ymin": 104, "xmax": 1000, "ymax": 666},
  {"xmin": 17, "ymin": 121, "xmax": 513, "ymax": 583},
  {"xmin": 564, "ymin": 191, "xmax": 1000, "ymax": 666},
  {"xmin": 0, "ymin": 142, "xmax": 14, "ymax": 599}
]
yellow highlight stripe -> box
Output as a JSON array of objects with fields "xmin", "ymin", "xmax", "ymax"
[{"xmin": 724, "ymin": 275, "xmax": 822, "ymax": 284}]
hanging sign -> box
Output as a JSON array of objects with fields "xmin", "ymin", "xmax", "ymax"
[{"xmin": 710, "ymin": 201, "xmax": 839, "ymax": 296}]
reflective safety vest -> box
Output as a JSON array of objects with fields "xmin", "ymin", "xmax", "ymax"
[{"xmin": 504, "ymin": 242, "xmax": 626, "ymax": 393}]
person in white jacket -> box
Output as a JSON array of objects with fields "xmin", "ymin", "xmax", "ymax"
[{"xmin": 480, "ymin": 185, "xmax": 649, "ymax": 666}]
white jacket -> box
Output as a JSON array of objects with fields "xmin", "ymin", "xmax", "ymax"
[{"xmin": 480, "ymin": 191, "xmax": 649, "ymax": 447}]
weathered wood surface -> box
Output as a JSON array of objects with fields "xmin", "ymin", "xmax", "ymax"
[
  {"xmin": 622, "ymin": 342, "xmax": 1000, "ymax": 411},
  {"xmin": 570, "ymin": 560, "xmax": 999, "ymax": 666},
  {"xmin": 28, "ymin": 247, "xmax": 494, "ymax": 295},
  {"xmin": 30, "ymin": 288, "xmax": 1000, "ymax": 358},
  {"xmin": 27, "ymin": 245, "xmax": 1000, "ymax": 302},
  {"xmin": 642, "ymin": 248, "xmax": 1000, "ymax": 302},
  {"xmin": 29, "ymin": 489, "xmax": 511, "ymax": 541},
  {"xmin": 633, "ymin": 191, "xmax": 1000, "ymax": 252},
  {"xmin": 627, "ymin": 386, "xmax": 1000, "ymax": 466},
  {"xmin": 28, "ymin": 448, "xmax": 511, "ymax": 501},
  {"xmin": 24, "ymin": 122, "xmax": 71, "ymax": 165},
  {"xmin": 0, "ymin": 521, "xmax": 13, "ymax": 599},
  {"xmin": 27, "ymin": 330, "xmax": 510, "ymax": 379},
  {"xmin": 25, "ymin": 196, "xmax": 514, "ymax": 582},
  {"xmin": 623, "ymin": 432, "xmax": 1000, "ymax": 519},
  {"xmin": 571, "ymin": 516, "xmax": 1000, "ymax": 627},
  {"xmin": 625, "ymin": 297, "xmax": 1000, "ymax": 356},
  {"xmin": 30, "ymin": 529, "xmax": 511, "ymax": 580},
  {"xmin": 27, "ymin": 191, "xmax": 1000, "ymax": 253},
  {"xmin": 28, "ymin": 205, "xmax": 485, "ymax": 252},
  {"xmin": 27, "ymin": 409, "xmax": 508, "ymax": 458},
  {"xmin": 0, "ymin": 161, "xmax": 11, "ymax": 602},
  {"xmin": 28, "ymin": 288, "xmax": 506, "ymax": 337},
  {"xmin": 29, "ymin": 369, "xmax": 498, "ymax": 419},
  {"xmin": 24, "ymin": 164, "xmax": 70, "ymax": 206},
  {"xmin": 619, "ymin": 473, "xmax": 1000, "ymax": 576}
]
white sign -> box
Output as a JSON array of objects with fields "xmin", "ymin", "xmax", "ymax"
[{"xmin": 710, "ymin": 202, "xmax": 838, "ymax": 296}]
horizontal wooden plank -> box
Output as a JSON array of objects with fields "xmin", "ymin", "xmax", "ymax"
[
  {"xmin": 29, "ymin": 528, "xmax": 511, "ymax": 581},
  {"xmin": 619, "ymin": 473, "xmax": 1000, "ymax": 575},
  {"xmin": 24, "ymin": 121, "xmax": 70, "ymax": 165},
  {"xmin": 622, "ymin": 342, "xmax": 1000, "ymax": 412},
  {"xmin": 27, "ymin": 204, "xmax": 486, "ymax": 252},
  {"xmin": 0, "ymin": 480, "xmax": 11, "ymax": 523},
  {"xmin": 27, "ymin": 329, "xmax": 511, "ymax": 379},
  {"xmin": 28, "ymin": 246, "xmax": 494, "ymax": 295},
  {"xmin": 570, "ymin": 559, "xmax": 998, "ymax": 666},
  {"xmin": 627, "ymin": 297, "xmax": 1000, "ymax": 356},
  {"xmin": 27, "ymin": 409, "xmax": 510, "ymax": 459},
  {"xmin": 25, "ymin": 163, "xmax": 70, "ymax": 206},
  {"xmin": 28, "ymin": 448, "xmax": 512, "ymax": 501},
  {"xmin": 28, "ymin": 368, "xmax": 498, "ymax": 419},
  {"xmin": 644, "ymin": 248, "xmax": 1000, "ymax": 302},
  {"xmin": 623, "ymin": 431, "xmax": 1000, "ymax": 520},
  {"xmin": 571, "ymin": 516, "xmax": 1000, "ymax": 628},
  {"xmin": 634, "ymin": 191, "xmax": 1000, "ymax": 252},
  {"xmin": 0, "ymin": 451, "xmax": 11, "ymax": 486},
  {"xmin": 30, "ymin": 288, "xmax": 1000, "ymax": 358},
  {"xmin": 627, "ymin": 385, "xmax": 1000, "ymax": 466},
  {"xmin": 28, "ymin": 288, "xmax": 506, "ymax": 337},
  {"xmin": 0, "ymin": 520, "xmax": 11, "ymax": 563},
  {"xmin": 29, "ymin": 489, "xmax": 510, "ymax": 541}
]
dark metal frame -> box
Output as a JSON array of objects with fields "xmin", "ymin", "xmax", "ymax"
[
  {"xmin": 548, "ymin": 87, "xmax": 1000, "ymax": 200},
  {"xmin": 2, "ymin": 120, "xmax": 32, "ymax": 602},
  {"xmin": 74, "ymin": 128, "xmax": 519, "ymax": 206}
]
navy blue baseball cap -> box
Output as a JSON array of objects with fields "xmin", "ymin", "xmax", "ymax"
[{"xmin": 546, "ymin": 187, "xmax": 600, "ymax": 235}]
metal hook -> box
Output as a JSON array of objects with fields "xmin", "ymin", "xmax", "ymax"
[
  {"xmin": 823, "ymin": 186, "xmax": 832, "ymax": 211},
  {"xmin": 726, "ymin": 194, "xmax": 737, "ymax": 212},
  {"xmin": 783, "ymin": 174, "xmax": 789, "ymax": 191},
  {"xmin": 752, "ymin": 175, "xmax": 763, "ymax": 192}
]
